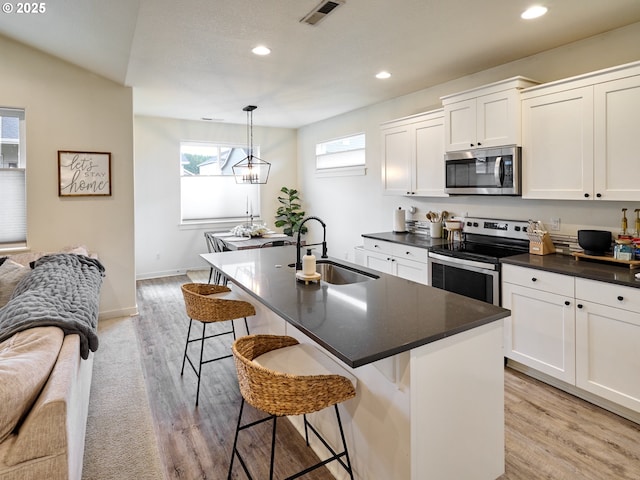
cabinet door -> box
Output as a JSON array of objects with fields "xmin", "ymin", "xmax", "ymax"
[
  {"xmin": 444, "ymin": 98, "xmax": 476, "ymax": 152},
  {"xmin": 394, "ymin": 257, "xmax": 428, "ymax": 285},
  {"xmin": 575, "ymin": 301, "xmax": 640, "ymax": 413},
  {"xmin": 476, "ymin": 90, "xmax": 519, "ymax": 148},
  {"xmin": 502, "ymin": 282, "xmax": 576, "ymax": 383},
  {"xmin": 594, "ymin": 75, "xmax": 640, "ymax": 201},
  {"xmin": 363, "ymin": 249, "xmax": 393, "ymax": 274},
  {"xmin": 381, "ymin": 124, "xmax": 412, "ymax": 195},
  {"xmin": 413, "ymin": 115, "xmax": 446, "ymax": 196},
  {"xmin": 521, "ymin": 86, "xmax": 594, "ymax": 200}
]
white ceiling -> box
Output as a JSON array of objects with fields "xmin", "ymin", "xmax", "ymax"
[{"xmin": 2, "ymin": 0, "xmax": 640, "ymax": 128}]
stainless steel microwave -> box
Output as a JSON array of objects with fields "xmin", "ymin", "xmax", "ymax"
[{"xmin": 445, "ymin": 146, "xmax": 521, "ymax": 195}]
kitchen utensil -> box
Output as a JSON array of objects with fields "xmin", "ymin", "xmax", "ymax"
[
  {"xmin": 621, "ymin": 208, "xmax": 628, "ymax": 235},
  {"xmin": 577, "ymin": 230, "xmax": 612, "ymax": 256}
]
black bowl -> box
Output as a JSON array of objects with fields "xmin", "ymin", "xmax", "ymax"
[{"xmin": 577, "ymin": 230, "xmax": 612, "ymax": 256}]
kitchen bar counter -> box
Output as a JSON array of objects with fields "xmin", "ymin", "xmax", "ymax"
[
  {"xmin": 502, "ymin": 253, "xmax": 640, "ymax": 289},
  {"xmin": 201, "ymin": 245, "xmax": 507, "ymax": 479},
  {"xmin": 202, "ymin": 245, "xmax": 509, "ymax": 368}
]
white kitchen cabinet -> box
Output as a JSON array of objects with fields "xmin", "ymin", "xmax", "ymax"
[
  {"xmin": 441, "ymin": 77, "xmax": 538, "ymax": 152},
  {"xmin": 362, "ymin": 238, "xmax": 428, "ymax": 284},
  {"xmin": 501, "ymin": 264, "xmax": 576, "ymax": 383},
  {"xmin": 381, "ymin": 109, "xmax": 446, "ymax": 197},
  {"xmin": 575, "ymin": 278, "xmax": 640, "ymax": 413},
  {"xmin": 521, "ymin": 61, "xmax": 640, "ymax": 201}
]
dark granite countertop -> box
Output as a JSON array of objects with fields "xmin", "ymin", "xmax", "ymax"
[
  {"xmin": 362, "ymin": 232, "xmax": 451, "ymax": 249},
  {"xmin": 501, "ymin": 253, "xmax": 640, "ymax": 289},
  {"xmin": 202, "ymin": 246, "xmax": 509, "ymax": 368}
]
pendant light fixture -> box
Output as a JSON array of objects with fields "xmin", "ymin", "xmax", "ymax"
[{"xmin": 233, "ymin": 105, "xmax": 271, "ymax": 184}]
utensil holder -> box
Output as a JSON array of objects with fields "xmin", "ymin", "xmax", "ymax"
[{"xmin": 527, "ymin": 232, "xmax": 555, "ymax": 255}]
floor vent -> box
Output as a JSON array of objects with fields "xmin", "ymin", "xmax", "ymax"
[{"xmin": 300, "ymin": 0, "xmax": 344, "ymax": 26}]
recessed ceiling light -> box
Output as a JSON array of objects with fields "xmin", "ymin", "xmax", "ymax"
[
  {"xmin": 376, "ymin": 71, "xmax": 391, "ymax": 79},
  {"xmin": 252, "ymin": 45, "xmax": 271, "ymax": 56},
  {"xmin": 521, "ymin": 5, "xmax": 548, "ymax": 19}
]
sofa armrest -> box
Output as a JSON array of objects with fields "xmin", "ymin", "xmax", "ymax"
[{"xmin": 4, "ymin": 334, "xmax": 92, "ymax": 471}]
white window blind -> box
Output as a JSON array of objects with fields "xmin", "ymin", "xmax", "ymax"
[
  {"xmin": 0, "ymin": 108, "xmax": 26, "ymax": 247},
  {"xmin": 315, "ymin": 133, "xmax": 365, "ymax": 177},
  {"xmin": 180, "ymin": 142, "xmax": 260, "ymax": 223}
]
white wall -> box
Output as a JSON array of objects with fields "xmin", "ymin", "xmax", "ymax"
[
  {"xmin": 297, "ymin": 22, "xmax": 640, "ymax": 261},
  {"xmin": 134, "ymin": 115, "xmax": 297, "ymax": 278},
  {"xmin": 0, "ymin": 34, "xmax": 136, "ymax": 318}
]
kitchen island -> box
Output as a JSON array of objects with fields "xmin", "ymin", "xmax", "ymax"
[{"xmin": 202, "ymin": 246, "xmax": 510, "ymax": 480}]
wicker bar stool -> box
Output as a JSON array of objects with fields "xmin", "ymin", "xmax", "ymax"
[
  {"xmin": 180, "ymin": 283, "xmax": 256, "ymax": 406},
  {"xmin": 228, "ymin": 334, "xmax": 356, "ymax": 480}
]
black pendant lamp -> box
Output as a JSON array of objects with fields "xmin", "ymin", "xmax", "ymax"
[{"xmin": 232, "ymin": 105, "xmax": 270, "ymax": 184}]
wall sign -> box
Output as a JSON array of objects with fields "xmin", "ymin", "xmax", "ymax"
[{"xmin": 58, "ymin": 151, "xmax": 111, "ymax": 196}]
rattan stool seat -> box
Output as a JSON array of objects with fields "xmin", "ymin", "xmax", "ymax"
[
  {"xmin": 228, "ymin": 334, "xmax": 356, "ymax": 479},
  {"xmin": 180, "ymin": 283, "xmax": 255, "ymax": 407}
]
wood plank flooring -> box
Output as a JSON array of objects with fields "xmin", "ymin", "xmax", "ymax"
[{"xmin": 133, "ymin": 275, "xmax": 640, "ymax": 479}]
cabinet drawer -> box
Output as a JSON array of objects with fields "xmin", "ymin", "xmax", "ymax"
[
  {"xmin": 502, "ymin": 264, "xmax": 574, "ymax": 297},
  {"xmin": 576, "ymin": 277, "xmax": 640, "ymax": 312},
  {"xmin": 363, "ymin": 238, "xmax": 394, "ymax": 255},
  {"xmin": 391, "ymin": 243, "xmax": 428, "ymax": 263}
]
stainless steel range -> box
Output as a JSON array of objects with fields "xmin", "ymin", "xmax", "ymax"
[{"xmin": 427, "ymin": 217, "xmax": 530, "ymax": 305}]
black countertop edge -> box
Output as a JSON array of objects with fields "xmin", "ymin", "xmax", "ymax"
[
  {"xmin": 501, "ymin": 253, "xmax": 640, "ymax": 289},
  {"xmin": 362, "ymin": 232, "xmax": 451, "ymax": 249}
]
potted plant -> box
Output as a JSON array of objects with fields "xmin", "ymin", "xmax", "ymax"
[{"xmin": 275, "ymin": 187, "xmax": 307, "ymax": 236}]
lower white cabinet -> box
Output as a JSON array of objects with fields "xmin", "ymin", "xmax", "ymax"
[
  {"xmin": 502, "ymin": 264, "xmax": 640, "ymax": 416},
  {"xmin": 362, "ymin": 238, "xmax": 428, "ymax": 285},
  {"xmin": 575, "ymin": 278, "xmax": 640, "ymax": 413},
  {"xmin": 502, "ymin": 265, "xmax": 576, "ymax": 383}
]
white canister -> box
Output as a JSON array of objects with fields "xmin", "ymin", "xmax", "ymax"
[{"xmin": 430, "ymin": 222, "xmax": 443, "ymax": 238}]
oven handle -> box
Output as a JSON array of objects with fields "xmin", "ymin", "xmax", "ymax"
[{"xmin": 428, "ymin": 252, "xmax": 498, "ymax": 272}]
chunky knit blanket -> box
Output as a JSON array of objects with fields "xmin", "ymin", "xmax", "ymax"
[{"xmin": 0, "ymin": 254, "xmax": 104, "ymax": 359}]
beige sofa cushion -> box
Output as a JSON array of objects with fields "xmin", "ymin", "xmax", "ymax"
[
  {"xmin": 0, "ymin": 327, "xmax": 64, "ymax": 443},
  {"xmin": 0, "ymin": 261, "xmax": 30, "ymax": 308}
]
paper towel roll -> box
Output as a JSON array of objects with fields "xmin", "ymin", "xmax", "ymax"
[{"xmin": 393, "ymin": 208, "xmax": 407, "ymax": 232}]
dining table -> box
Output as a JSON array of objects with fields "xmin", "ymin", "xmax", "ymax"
[{"xmin": 212, "ymin": 231, "xmax": 297, "ymax": 250}]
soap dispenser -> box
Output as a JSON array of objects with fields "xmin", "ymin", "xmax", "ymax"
[{"xmin": 302, "ymin": 248, "xmax": 316, "ymax": 276}]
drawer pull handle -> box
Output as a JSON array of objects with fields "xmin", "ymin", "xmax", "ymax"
[
  {"xmin": 564, "ymin": 301, "xmax": 570, "ymax": 306},
  {"xmin": 531, "ymin": 277, "xmax": 537, "ymax": 282},
  {"xmin": 577, "ymin": 304, "xmax": 583, "ymax": 309},
  {"xmin": 617, "ymin": 296, "xmax": 624, "ymax": 301},
  {"xmin": 406, "ymin": 251, "xmax": 411, "ymax": 255}
]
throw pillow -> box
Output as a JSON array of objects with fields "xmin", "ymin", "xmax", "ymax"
[
  {"xmin": 0, "ymin": 327, "xmax": 64, "ymax": 442},
  {"xmin": 0, "ymin": 260, "xmax": 30, "ymax": 307}
]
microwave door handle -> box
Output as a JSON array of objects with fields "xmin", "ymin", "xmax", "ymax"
[{"xmin": 494, "ymin": 156, "xmax": 504, "ymax": 186}]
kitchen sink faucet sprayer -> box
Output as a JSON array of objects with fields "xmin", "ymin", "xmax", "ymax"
[{"xmin": 296, "ymin": 216, "xmax": 328, "ymax": 270}]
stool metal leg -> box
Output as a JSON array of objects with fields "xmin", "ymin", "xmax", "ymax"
[
  {"xmin": 180, "ymin": 319, "xmax": 194, "ymax": 375},
  {"xmin": 195, "ymin": 322, "xmax": 206, "ymax": 407},
  {"xmin": 269, "ymin": 416, "xmax": 277, "ymax": 480}
]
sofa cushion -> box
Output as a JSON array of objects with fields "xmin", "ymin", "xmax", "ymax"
[
  {"xmin": 0, "ymin": 260, "xmax": 30, "ymax": 308},
  {"xmin": 0, "ymin": 327, "xmax": 64, "ymax": 443}
]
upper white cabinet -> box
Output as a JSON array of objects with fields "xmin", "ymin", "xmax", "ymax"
[
  {"xmin": 521, "ymin": 61, "xmax": 640, "ymax": 201},
  {"xmin": 441, "ymin": 77, "xmax": 539, "ymax": 152},
  {"xmin": 381, "ymin": 109, "xmax": 446, "ymax": 197}
]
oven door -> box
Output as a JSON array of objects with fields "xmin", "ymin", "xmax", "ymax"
[{"xmin": 427, "ymin": 252, "xmax": 500, "ymax": 305}]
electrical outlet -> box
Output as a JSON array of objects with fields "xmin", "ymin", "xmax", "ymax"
[{"xmin": 550, "ymin": 218, "xmax": 561, "ymax": 231}]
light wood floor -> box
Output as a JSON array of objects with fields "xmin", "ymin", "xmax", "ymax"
[{"xmin": 133, "ymin": 275, "xmax": 640, "ymax": 479}]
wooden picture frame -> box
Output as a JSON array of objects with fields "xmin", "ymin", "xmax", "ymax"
[{"xmin": 58, "ymin": 151, "xmax": 111, "ymax": 196}]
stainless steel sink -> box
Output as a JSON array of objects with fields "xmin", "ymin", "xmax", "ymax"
[{"xmin": 290, "ymin": 260, "xmax": 379, "ymax": 285}]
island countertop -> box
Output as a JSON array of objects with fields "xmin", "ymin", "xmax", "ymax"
[{"xmin": 201, "ymin": 246, "xmax": 509, "ymax": 368}]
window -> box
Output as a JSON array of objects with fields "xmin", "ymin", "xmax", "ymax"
[
  {"xmin": 180, "ymin": 142, "xmax": 260, "ymax": 223},
  {"xmin": 315, "ymin": 133, "xmax": 366, "ymax": 177},
  {"xmin": 0, "ymin": 108, "xmax": 26, "ymax": 248}
]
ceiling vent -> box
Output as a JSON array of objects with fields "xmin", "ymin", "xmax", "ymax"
[{"xmin": 300, "ymin": 0, "xmax": 345, "ymax": 26}]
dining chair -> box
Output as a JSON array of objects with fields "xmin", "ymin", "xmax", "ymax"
[{"xmin": 204, "ymin": 231, "xmax": 229, "ymax": 284}]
